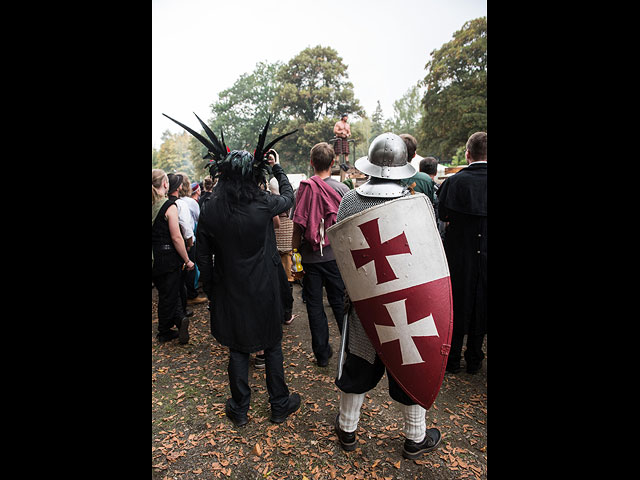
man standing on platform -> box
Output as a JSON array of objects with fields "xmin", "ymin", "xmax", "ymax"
[{"xmin": 333, "ymin": 114, "xmax": 351, "ymax": 164}]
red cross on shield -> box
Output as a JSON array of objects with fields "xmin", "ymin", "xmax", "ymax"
[
  {"xmin": 326, "ymin": 194, "xmax": 453, "ymax": 410},
  {"xmin": 350, "ymin": 218, "xmax": 411, "ymax": 285}
]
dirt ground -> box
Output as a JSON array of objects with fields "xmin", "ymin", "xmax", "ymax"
[{"xmin": 152, "ymin": 283, "xmax": 487, "ymax": 479}]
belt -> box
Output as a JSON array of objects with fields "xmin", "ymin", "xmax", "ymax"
[{"xmin": 153, "ymin": 244, "xmax": 174, "ymax": 251}]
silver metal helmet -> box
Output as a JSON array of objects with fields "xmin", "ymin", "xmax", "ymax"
[
  {"xmin": 354, "ymin": 132, "xmax": 416, "ymax": 180},
  {"xmin": 354, "ymin": 132, "xmax": 416, "ymax": 198},
  {"xmin": 355, "ymin": 176, "xmax": 408, "ymax": 198}
]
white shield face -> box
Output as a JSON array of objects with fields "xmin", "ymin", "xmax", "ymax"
[
  {"xmin": 328, "ymin": 195, "xmax": 449, "ymax": 301},
  {"xmin": 327, "ymin": 194, "xmax": 453, "ymax": 410}
]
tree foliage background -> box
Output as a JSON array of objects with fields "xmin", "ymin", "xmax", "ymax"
[
  {"xmin": 153, "ymin": 131, "xmax": 195, "ymax": 180},
  {"xmin": 418, "ymin": 17, "xmax": 487, "ymax": 162},
  {"xmin": 152, "ymin": 18, "xmax": 487, "ymax": 179}
]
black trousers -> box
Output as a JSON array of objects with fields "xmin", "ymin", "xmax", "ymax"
[
  {"xmin": 448, "ymin": 332, "xmax": 485, "ymax": 370},
  {"xmin": 178, "ymin": 268, "xmax": 188, "ymax": 314},
  {"xmin": 227, "ymin": 343, "xmax": 290, "ymax": 417},
  {"xmin": 302, "ymin": 260, "xmax": 345, "ymax": 363},
  {"xmin": 278, "ymin": 262, "xmax": 293, "ymax": 322},
  {"xmin": 152, "ymin": 267, "xmax": 183, "ymax": 335},
  {"xmin": 335, "ymin": 351, "xmax": 415, "ymax": 406},
  {"xmin": 184, "ymin": 245, "xmax": 198, "ymax": 299}
]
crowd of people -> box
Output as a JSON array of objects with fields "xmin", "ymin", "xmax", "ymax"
[{"xmin": 152, "ymin": 113, "xmax": 487, "ymax": 460}]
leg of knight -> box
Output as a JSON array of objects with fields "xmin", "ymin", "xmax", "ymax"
[
  {"xmin": 401, "ymin": 404, "xmax": 426, "ymax": 443},
  {"xmin": 338, "ymin": 391, "xmax": 365, "ymax": 432}
]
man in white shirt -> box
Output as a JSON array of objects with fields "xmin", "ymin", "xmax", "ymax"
[
  {"xmin": 175, "ymin": 192, "xmax": 194, "ymax": 249},
  {"xmin": 185, "ymin": 182, "xmax": 201, "ymax": 227},
  {"xmin": 175, "ymin": 174, "xmax": 207, "ymax": 307},
  {"xmin": 184, "ymin": 182, "xmax": 207, "ymax": 304}
]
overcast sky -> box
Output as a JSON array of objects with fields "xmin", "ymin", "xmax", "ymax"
[{"xmin": 152, "ymin": 0, "xmax": 487, "ymax": 148}]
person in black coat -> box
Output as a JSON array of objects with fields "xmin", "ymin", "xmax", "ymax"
[
  {"xmin": 437, "ymin": 132, "xmax": 487, "ymax": 374},
  {"xmin": 196, "ymin": 151, "xmax": 301, "ymax": 426},
  {"xmin": 163, "ymin": 112, "xmax": 301, "ymax": 426}
]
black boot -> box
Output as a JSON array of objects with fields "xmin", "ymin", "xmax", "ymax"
[
  {"xmin": 270, "ymin": 393, "xmax": 301, "ymax": 423},
  {"xmin": 177, "ymin": 317, "xmax": 190, "ymax": 344},
  {"xmin": 225, "ymin": 398, "xmax": 248, "ymax": 427},
  {"xmin": 157, "ymin": 330, "xmax": 179, "ymax": 343},
  {"xmin": 402, "ymin": 428, "xmax": 441, "ymax": 459},
  {"xmin": 446, "ymin": 361, "xmax": 461, "ymax": 374},
  {"xmin": 334, "ymin": 413, "xmax": 357, "ymax": 451}
]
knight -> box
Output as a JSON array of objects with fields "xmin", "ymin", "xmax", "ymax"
[{"xmin": 330, "ymin": 132, "xmax": 444, "ymax": 459}]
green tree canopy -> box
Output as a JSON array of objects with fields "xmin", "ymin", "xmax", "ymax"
[
  {"xmin": 369, "ymin": 101, "xmax": 385, "ymax": 143},
  {"xmin": 385, "ymin": 84, "xmax": 423, "ymax": 140},
  {"xmin": 348, "ymin": 116, "xmax": 372, "ymax": 160},
  {"xmin": 263, "ymin": 117, "xmax": 333, "ymax": 176},
  {"xmin": 273, "ymin": 45, "xmax": 364, "ymax": 122},
  {"xmin": 152, "ymin": 130, "xmax": 195, "ymax": 178},
  {"xmin": 268, "ymin": 46, "xmax": 365, "ymax": 173},
  {"xmin": 208, "ymin": 61, "xmax": 284, "ymax": 151},
  {"xmin": 418, "ymin": 17, "xmax": 487, "ymax": 162},
  {"xmin": 181, "ymin": 61, "xmax": 284, "ymax": 180}
]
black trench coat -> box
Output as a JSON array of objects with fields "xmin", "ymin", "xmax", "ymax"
[
  {"xmin": 196, "ymin": 164, "xmax": 294, "ymax": 353},
  {"xmin": 437, "ymin": 162, "xmax": 487, "ymax": 336}
]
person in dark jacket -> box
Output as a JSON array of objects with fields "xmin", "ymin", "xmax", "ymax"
[
  {"xmin": 196, "ymin": 150, "xmax": 301, "ymax": 426},
  {"xmin": 437, "ymin": 132, "xmax": 487, "ymax": 374},
  {"xmin": 198, "ymin": 175, "xmax": 215, "ymax": 208},
  {"xmin": 162, "ymin": 112, "xmax": 301, "ymax": 427}
]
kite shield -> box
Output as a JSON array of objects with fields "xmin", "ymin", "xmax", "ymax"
[{"xmin": 326, "ymin": 194, "xmax": 453, "ymax": 410}]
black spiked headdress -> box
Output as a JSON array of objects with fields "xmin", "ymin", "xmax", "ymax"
[
  {"xmin": 162, "ymin": 112, "xmax": 227, "ymax": 162},
  {"xmin": 162, "ymin": 112, "xmax": 297, "ymax": 186}
]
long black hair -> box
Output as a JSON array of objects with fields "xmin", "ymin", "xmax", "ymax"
[{"xmin": 212, "ymin": 150, "xmax": 263, "ymax": 219}]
